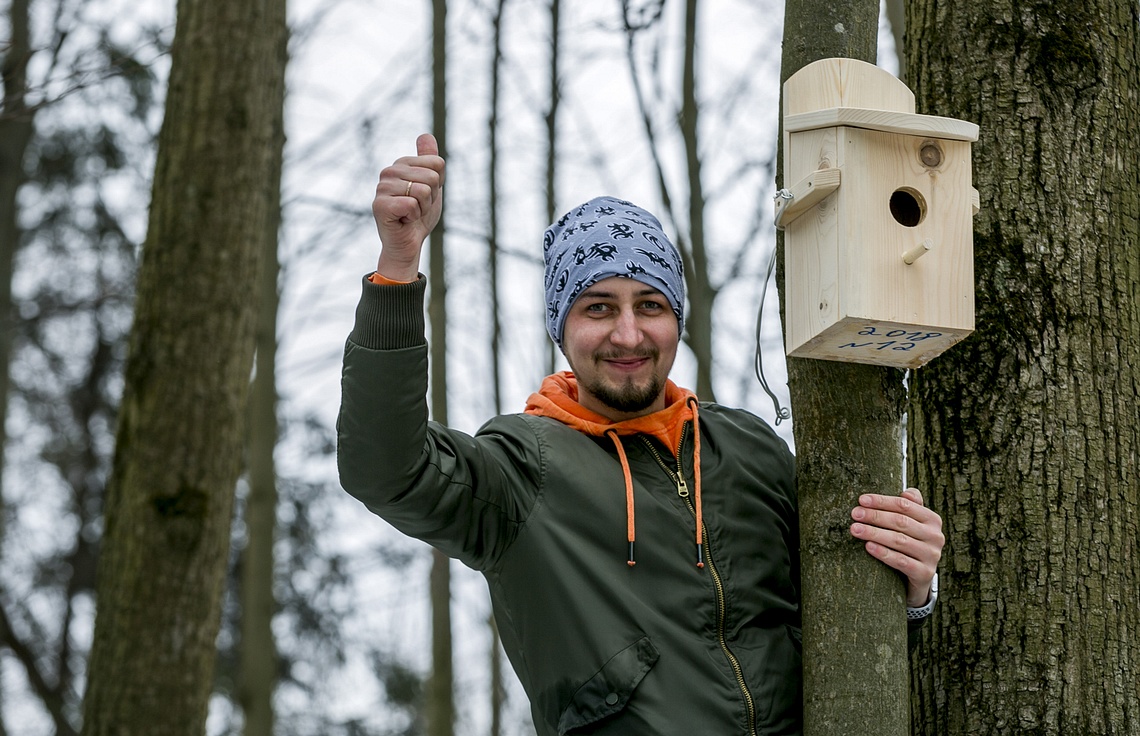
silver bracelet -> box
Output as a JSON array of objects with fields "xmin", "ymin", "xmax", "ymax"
[{"xmin": 906, "ymin": 572, "xmax": 939, "ymax": 620}]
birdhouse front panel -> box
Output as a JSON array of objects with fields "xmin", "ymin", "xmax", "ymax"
[{"xmin": 781, "ymin": 58, "xmax": 978, "ymax": 369}]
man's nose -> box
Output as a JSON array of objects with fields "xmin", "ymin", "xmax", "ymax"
[{"xmin": 609, "ymin": 310, "xmax": 642, "ymax": 347}]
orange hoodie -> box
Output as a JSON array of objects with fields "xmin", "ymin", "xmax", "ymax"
[{"xmin": 525, "ymin": 371, "xmax": 705, "ymax": 568}]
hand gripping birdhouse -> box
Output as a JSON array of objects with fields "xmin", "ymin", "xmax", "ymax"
[{"xmin": 776, "ymin": 58, "xmax": 979, "ymax": 369}]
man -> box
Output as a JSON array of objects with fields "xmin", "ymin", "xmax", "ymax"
[{"xmin": 338, "ymin": 134, "xmax": 943, "ymax": 735}]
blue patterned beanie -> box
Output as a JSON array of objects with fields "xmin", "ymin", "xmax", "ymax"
[{"xmin": 543, "ymin": 196, "xmax": 685, "ymax": 348}]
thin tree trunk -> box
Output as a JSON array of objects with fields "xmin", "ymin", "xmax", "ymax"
[
  {"xmin": 489, "ymin": 614, "xmax": 503, "ymax": 736},
  {"xmin": 486, "ymin": 6, "xmax": 507, "ymax": 730},
  {"xmin": 488, "ymin": 0, "xmax": 506, "ymax": 415},
  {"xmin": 238, "ymin": 44, "xmax": 287, "ymax": 731},
  {"xmin": 0, "ymin": 0, "xmax": 34, "ymax": 550},
  {"xmin": 544, "ymin": 0, "xmax": 561, "ymax": 377},
  {"xmin": 777, "ymin": 2, "xmax": 910, "ymax": 735},
  {"xmin": 80, "ymin": 0, "xmax": 288, "ymax": 730},
  {"xmin": 0, "ymin": 4, "xmax": 32, "ymax": 722},
  {"xmin": 426, "ymin": 1, "xmax": 454, "ymax": 734},
  {"xmin": 906, "ymin": 1, "xmax": 1140, "ymax": 734},
  {"xmin": 678, "ymin": 0, "xmax": 716, "ymax": 402}
]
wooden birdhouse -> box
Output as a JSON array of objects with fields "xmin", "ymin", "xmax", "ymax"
[{"xmin": 777, "ymin": 58, "xmax": 979, "ymax": 369}]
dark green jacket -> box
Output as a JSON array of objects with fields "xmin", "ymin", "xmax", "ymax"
[{"xmin": 338, "ymin": 277, "xmax": 802, "ymax": 735}]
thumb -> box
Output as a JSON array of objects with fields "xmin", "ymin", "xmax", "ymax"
[{"xmin": 417, "ymin": 133, "xmax": 439, "ymax": 157}]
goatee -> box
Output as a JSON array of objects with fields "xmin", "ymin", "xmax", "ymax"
[{"xmin": 586, "ymin": 349, "xmax": 665, "ymax": 414}]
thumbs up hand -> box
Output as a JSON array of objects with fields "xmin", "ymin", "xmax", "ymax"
[{"xmin": 372, "ymin": 133, "xmax": 446, "ymax": 281}]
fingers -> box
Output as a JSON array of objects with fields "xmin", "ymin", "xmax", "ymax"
[
  {"xmin": 372, "ymin": 134, "xmax": 446, "ymax": 280},
  {"xmin": 378, "ymin": 150, "xmax": 445, "ymax": 207},
  {"xmin": 850, "ymin": 488, "xmax": 944, "ymax": 607}
]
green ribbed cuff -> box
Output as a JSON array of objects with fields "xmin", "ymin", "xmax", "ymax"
[{"xmin": 349, "ymin": 274, "xmax": 427, "ymax": 350}]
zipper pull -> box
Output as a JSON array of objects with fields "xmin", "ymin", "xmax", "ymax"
[{"xmin": 677, "ymin": 476, "xmax": 690, "ymax": 498}]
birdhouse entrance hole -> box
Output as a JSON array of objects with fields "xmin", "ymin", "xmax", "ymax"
[{"xmin": 889, "ymin": 188, "xmax": 926, "ymax": 227}]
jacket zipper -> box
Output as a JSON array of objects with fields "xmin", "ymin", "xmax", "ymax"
[{"xmin": 641, "ymin": 427, "xmax": 759, "ymax": 736}]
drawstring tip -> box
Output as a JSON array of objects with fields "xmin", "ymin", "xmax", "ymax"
[
  {"xmin": 628, "ymin": 542, "xmax": 636, "ymax": 567},
  {"xmin": 696, "ymin": 543, "xmax": 705, "ymax": 569}
]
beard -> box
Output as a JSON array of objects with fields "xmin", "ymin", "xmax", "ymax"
[{"xmin": 582, "ymin": 349, "xmax": 666, "ymax": 414}]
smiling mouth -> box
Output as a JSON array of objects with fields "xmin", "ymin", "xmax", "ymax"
[{"xmin": 597, "ymin": 353, "xmax": 656, "ymax": 373}]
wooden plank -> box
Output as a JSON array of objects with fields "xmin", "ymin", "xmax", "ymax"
[
  {"xmin": 774, "ymin": 167, "xmax": 842, "ymax": 229},
  {"xmin": 786, "ymin": 107, "xmax": 980, "ymax": 141},
  {"xmin": 784, "ymin": 128, "xmax": 841, "ymax": 355},
  {"xmin": 783, "ymin": 58, "xmax": 914, "ymax": 116},
  {"xmin": 787, "ymin": 317, "xmax": 973, "ymax": 369}
]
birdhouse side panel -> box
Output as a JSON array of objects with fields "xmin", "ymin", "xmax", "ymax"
[{"xmin": 784, "ymin": 127, "xmax": 842, "ymax": 356}]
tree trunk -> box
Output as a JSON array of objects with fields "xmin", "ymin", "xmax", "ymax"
[
  {"xmin": 678, "ymin": 0, "xmax": 715, "ymax": 402},
  {"xmin": 0, "ymin": 0, "xmax": 34, "ymax": 547},
  {"xmin": 488, "ymin": 0, "xmax": 506, "ymax": 415},
  {"xmin": 544, "ymin": 0, "xmax": 561, "ymax": 377},
  {"xmin": 0, "ymin": 3, "xmax": 32, "ymax": 722},
  {"xmin": 905, "ymin": 1, "xmax": 1140, "ymax": 734},
  {"xmin": 777, "ymin": 2, "xmax": 910, "ymax": 735},
  {"xmin": 489, "ymin": 614, "xmax": 503, "ymax": 736},
  {"xmin": 426, "ymin": 0, "xmax": 455, "ymax": 734},
  {"xmin": 80, "ymin": 0, "xmax": 288, "ymax": 730},
  {"xmin": 238, "ymin": 58, "xmax": 287, "ymax": 734}
]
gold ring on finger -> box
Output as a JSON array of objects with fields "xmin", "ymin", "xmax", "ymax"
[{"xmin": 405, "ymin": 181, "xmax": 413, "ymax": 197}]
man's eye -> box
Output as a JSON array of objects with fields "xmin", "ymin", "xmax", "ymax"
[{"xmin": 640, "ymin": 301, "xmax": 665, "ymax": 310}]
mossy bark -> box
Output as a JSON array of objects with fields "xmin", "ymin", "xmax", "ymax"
[
  {"xmin": 905, "ymin": 1, "xmax": 1140, "ymax": 734},
  {"xmin": 777, "ymin": 2, "xmax": 911, "ymax": 735},
  {"xmin": 80, "ymin": 0, "xmax": 288, "ymax": 731}
]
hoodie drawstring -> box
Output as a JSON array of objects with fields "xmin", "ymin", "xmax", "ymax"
[
  {"xmin": 605, "ymin": 429, "xmax": 638, "ymax": 566},
  {"xmin": 688, "ymin": 398, "xmax": 704, "ymax": 569},
  {"xmin": 606, "ymin": 402, "xmax": 704, "ymax": 570}
]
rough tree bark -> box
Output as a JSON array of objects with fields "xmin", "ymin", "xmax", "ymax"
[
  {"xmin": 80, "ymin": 0, "xmax": 288, "ymax": 730},
  {"xmin": 905, "ymin": 1, "xmax": 1140, "ymax": 734},
  {"xmin": 777, "ymin": 2, "xmax": 910, "ymax": 735}
]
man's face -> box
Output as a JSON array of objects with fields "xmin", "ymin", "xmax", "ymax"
[{"xmin": 561, "ymin": 276, "xmax": 679, "ymax": 421}]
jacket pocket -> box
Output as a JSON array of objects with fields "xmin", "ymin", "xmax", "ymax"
[{"xmin": 556, "ymin": 636, "xmax": 659, "ymax": 735}]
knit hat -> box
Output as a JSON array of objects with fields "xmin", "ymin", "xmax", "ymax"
[{"xmin": 543, "ymin": 196, "xmax": 685, "ymax": 348}]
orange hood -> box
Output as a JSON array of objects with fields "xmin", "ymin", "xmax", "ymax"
[{"xmin": 525, "ymin": 372, "xmax": 706, "ymax": 568}]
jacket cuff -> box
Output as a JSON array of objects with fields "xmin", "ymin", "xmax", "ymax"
[{"xmin": 349, "ymin": 273, "xmax": 427, "ymax": 350}]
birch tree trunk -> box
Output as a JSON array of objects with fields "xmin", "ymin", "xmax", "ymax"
[
  {"xmin": 777, "ymin": 2, "xmax": 910, "ymax": 735},
  {"xmin": 80, "ymin": 0, "xmax": 288, "ymax": 730},
  {"xmin": 905, "ymin": 1, "xmax": 1140, "ymax": 734}
]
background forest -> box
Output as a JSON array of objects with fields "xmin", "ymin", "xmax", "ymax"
[
  {"xmin": 1, "ymin": 0, "xmax": 831, "ymax": 732},
  {"xmin": 3, "ymin": 0, "xmax": 1138, "ymax": 735}
]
